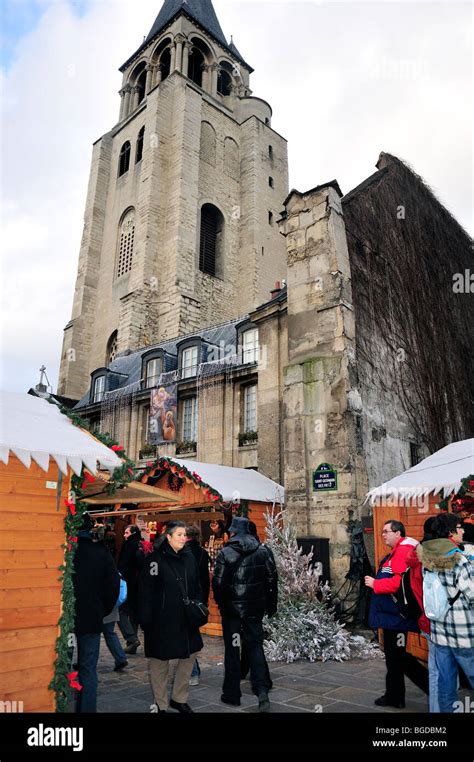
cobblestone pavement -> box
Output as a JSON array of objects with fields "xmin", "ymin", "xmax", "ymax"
[{"xmin": 95, "ymin": 633, "xmax": 454, "ymax": 714}]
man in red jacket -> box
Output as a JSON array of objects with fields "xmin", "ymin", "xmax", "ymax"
[{"xmin": 365, "ymin": 519, "xmax": 429, "ymax": 708}]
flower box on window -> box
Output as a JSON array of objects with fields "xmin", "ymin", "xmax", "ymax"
[
  {"xmin": 238, "ymin": 430, "xmax": 258, "ymax": 447},
  {"xmin": 176, "ymin": 440, "xmax": 197, "ymax": 455},
  {"xmin": 139, "ymin": 443, "xmax": 157, "ymax": 460}
]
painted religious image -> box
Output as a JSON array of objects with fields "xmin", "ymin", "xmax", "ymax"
[{"xmin": 149, "ymin": 384, "xmax": 177, "ymax": 444}]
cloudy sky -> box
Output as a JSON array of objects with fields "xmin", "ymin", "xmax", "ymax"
[{"xmin": 1, "ymin": 0, "xmax": 472, "ymax": 395}]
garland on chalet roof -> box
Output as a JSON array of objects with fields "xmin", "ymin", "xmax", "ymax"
[
  {"xmin": 46, "ymin": 398, "xmax": 136, "ymax": 711},
  {"xmin": 438, "ymin": 474, "xmax": 474, "ymax": 512},
  {"xmin": 137, "ymin": 457, "xmax": 223, "ymax": 504}
]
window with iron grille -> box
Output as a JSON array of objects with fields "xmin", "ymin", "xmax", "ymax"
[
  {"xmin": 106, "ymin": 331, "xmax": 118, "ymax": 365},
  {"xmin": 181, "ymin": 346, "xmax": 199, "ymax": 379},
  {"xmin": 182, "ymin": 397, "xmax": 198, "ymax": 441},
  {"xmin": 117, "ymin": 211, "xmax": 135, "ymax": 277},
  {"xmin": 145, "ymin": 358, "xmax": 161, "ymax": 389},
  {"xmin": 243, "ymin": 385, "xmax": 257, "ymax": 433},
  {"xmin": 93, "ymin": 376, "xmax": 105, "ymax": 404},
  {"xmin": 136, "ymin": 126, "xmax": 145, "ymax": 163},
  {"xmin": 199, "ymin": 204, "xmax": 223, "ymax": 277},
  {"xmin": 119, "ymin": 141, "xmax": 131, "ymax": 176},
  {"xmin": 242, "ymin": 328, "xmax": 259, "ymax": 364}
]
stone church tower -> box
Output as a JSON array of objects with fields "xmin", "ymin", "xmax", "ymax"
[{"xmin": 58, "ymin": 0, "xmax": 289, "ymax": 399}]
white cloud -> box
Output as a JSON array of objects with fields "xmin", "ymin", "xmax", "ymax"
[{"xmin": 1, "ymin": 0, "xmax": 472, "ymax": 394}]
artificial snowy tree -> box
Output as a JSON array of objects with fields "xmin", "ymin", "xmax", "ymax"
[{"xmin": 262, "ymin": 509, "xmax": 381, "ymax": 663}]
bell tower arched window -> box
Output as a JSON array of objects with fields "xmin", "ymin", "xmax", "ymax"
[
  {"xmin": 117, "ymin": 209, "xmax": 135, "ymax": 278},
  {"xmin": 218, "ymin": 69, "xmax": 232, "ymax": 96},
  {"xmin": 137, "ymin": 70, "xmax": 146, "ymax": 105},
  {"xmin": 160, "ymin": 48, "xmax": 171, "ymax": 81},
  {"xmin": 136, "ymin": 126, "xmax": 145, "ymax": 163},
  {"xmin": 199, "ymin": 204, "xmax": 224, "ymax": 277},
  {"xmin": 106, "ymin": 331, "xmax": 118, "ymax": 365},
  {"xmin": 119, "ymin": 141, "xmax": 131, "ymax": 176},
  {"xmin": 188, "ymin": 47, "xmax": 205, "ymax": 87}
]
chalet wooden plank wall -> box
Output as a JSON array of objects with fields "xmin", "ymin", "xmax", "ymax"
[{"xmin": 0, "ymin": 455, "xmax": 70, "ymax": 712}]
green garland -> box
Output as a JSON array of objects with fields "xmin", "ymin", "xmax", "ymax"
[
  {"xmin": 46, "ymin": 398, "xmax": 136, "ymax": 711},
  {"xmin": 137, "ymin": 456, "xmax": 223, "ymax": 504},
  {"xmin": 438, "ymin": 473, "xmax": 474, "ymax": 511}
]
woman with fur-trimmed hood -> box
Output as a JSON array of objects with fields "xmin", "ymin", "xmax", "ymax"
[{"xmin": 417, "ymin": 514, "xmax": 474, "ymax": 713}]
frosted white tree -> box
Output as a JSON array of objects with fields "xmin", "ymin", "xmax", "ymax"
[{"xmin": 262, "ymin": 508, "xmax": 381, "ymax": 663}]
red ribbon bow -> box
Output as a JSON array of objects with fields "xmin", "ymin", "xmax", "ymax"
[{"xmin": 66, "ymin": 671, "xmax": 82, "ymax": 691}]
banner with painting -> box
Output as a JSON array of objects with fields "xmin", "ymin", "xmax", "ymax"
[{"xmin": 149, "ymin": 384, "xmax": 177, "ymax": 444}]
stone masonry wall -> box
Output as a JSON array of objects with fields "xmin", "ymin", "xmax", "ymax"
[{"xmin": 280, "ymin": 186, "xmax": 369, "ymax": 588}]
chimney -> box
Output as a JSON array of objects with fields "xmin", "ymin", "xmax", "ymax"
[{"xmin": 270, "ymin": 281, "xmax": 282, "ymax": 299}]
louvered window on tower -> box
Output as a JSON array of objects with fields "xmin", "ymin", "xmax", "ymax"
[
  {"xmin": 117, "ymin": 211, "xmax": 135, "ymax": 278},
  {"xmin": 199, "ymin": 204, "xmax": 224, "ymax": 277},
  {"xmin": 119, "ymin": 141, "xmax": 131, "ymax": 176}
]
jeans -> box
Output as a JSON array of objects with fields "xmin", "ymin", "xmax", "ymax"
[
  {"xmin": 191, "ymin": 659, "xmax": 201, "ymax": 678},
  {"xmin": 76, "ymin": 633, "xmax": 101, "ymax": 713},
  {"xmin": 222, "ymin": 615, "xmax": 270, "ymax": 700},
  {"xmin": 433, "ymin": 643, "xmax": 474, "ymax": 713},
  {"xmin": 240, "ymin": 639, "xmax": 272, "ymax": 691},
  {"xmin": 422, "ymin": 633, "xmax": 440, "ymax": 713},
  {"xmin": 118, "ymin": 602, "xmax": 139, "ymax": 644},
  {"xmin": 102, "ymin": 621, "xmax": 127, "ymax": 666},
  {"xmin": 383, "ymin": 629, "xmax": 429, "ymax": 702}
]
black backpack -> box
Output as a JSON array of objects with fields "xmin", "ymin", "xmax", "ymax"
[{"xmin": 394, "ymin": 568, "xmax": 422, "ymax": 621}]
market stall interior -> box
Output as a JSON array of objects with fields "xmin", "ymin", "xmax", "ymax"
[{"xmin": 82, "ymin": 457, "xmax": 285, "ymax": 635}]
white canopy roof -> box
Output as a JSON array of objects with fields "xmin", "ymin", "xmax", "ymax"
[
  {"xmin": 173, "ymin": 458, "xmax": 285, "ymax": 504},
  {"xmin": 0, "ymin": 392, "xmax": 122, "ymax": 476},
  {"xmin": 366, "ymin": 438, "xmax": 474, "ymax": 504}
]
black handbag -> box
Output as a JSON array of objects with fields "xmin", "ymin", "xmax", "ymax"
[{"xmin": 163, "ymin": 556, "xmax": 209, "ymax": 629}]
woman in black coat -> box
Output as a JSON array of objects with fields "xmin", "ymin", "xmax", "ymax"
[{"xmin": 137, "ymin": 521, "xmax": 205, "ymax": 713}]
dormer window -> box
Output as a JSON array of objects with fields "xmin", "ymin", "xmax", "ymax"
[
  {"xmin": 145, "ymin": 357, "xmax": 161, "ymax": 389},
  {"xmin": 181, "ymin": 346, "xmax": 199, "ymax": 379},
  {"xmin": 242, "ymin": 328, "xmax": 259, "ymax": 364},
  {"xmin": 92, "ymin": 375, "xmax": 105, "ymax": 404}
]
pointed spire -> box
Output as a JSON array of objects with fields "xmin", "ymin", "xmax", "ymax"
[
  {"xmin": 120, "ymin": 0, "xmax": 253, "ymax": 74},
  {"xmin": 145, "ymin": 0, "xmax": 228, "ymax": 48}
]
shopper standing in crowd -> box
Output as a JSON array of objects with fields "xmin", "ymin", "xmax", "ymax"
[
  {"xmin": 417, "ymin": 513, "xmax": 474, "ymax": 713},
  {"xmin": 365, "ymin": 519, "xmax": 429, "ymax": 708},
  {"xmin": 204, "ymin": 519, "xmax": 228, "ymax": 572},
  {"xmin": 73, "ymin": 513, "xmax": 120, "ymax": 712},
  {"xmin": 406, "ymin": 516, "xmax": 438, "ymax": 711},
  {"xmin": 102, "ymin": 595, "xmax": 129, "ymax": 673},
  {"xmin": 138, "ymin": 521, "xmax": 206, "ymax": 713},
  {"xmin": 239, "ymin": 521, "xmax": 273, "ymax": 692},
  {"xmin": 213, "ymin": 516, "xmax": 278, "ymax": 712},
  {"xmin": 118, "ymin": 525, "xmax": 143, "ymax": 654},
  {"xmin": 186, "ymin": 525, "xmax": 210, "ymax": 686}
]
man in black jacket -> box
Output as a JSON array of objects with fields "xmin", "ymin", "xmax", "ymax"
[
  {"xmin": 118, "ymin": 525, "xmax": 143, "ymax": 653},
  {"xmin": 212, "ymin": 517, "xmax": 277, "ymax": 711},
  {"xmin": 73, "ymin": 513, "xmax": 120, "ymax": 712}
]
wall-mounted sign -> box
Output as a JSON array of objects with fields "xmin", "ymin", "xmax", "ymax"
[{"xmin": 312, "ymin": 463, "xmax": 338, "ymax": 492}]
